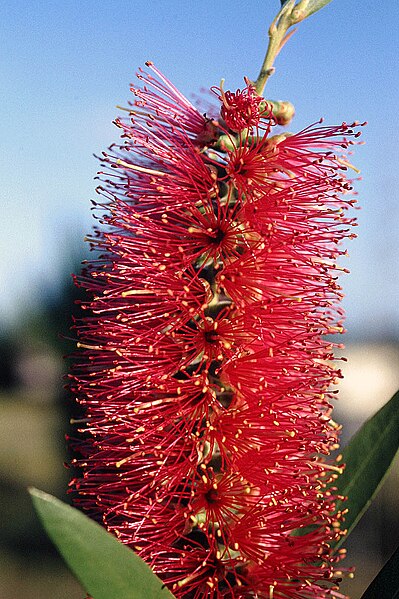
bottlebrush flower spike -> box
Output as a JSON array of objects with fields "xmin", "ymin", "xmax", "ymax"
[{"xmin": 69, "ymin": 63, "xmax": 363, "ymax": 598}]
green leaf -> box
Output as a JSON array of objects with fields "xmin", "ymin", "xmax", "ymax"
[
  {"xmin": 303, "ymin": 0, "xmax": 333, "ymax": 18},
  {"xmin": 29, "ymin": 488, "xmax": 176, "ymax": 599},
  {"xmin": 334, "ymin": 390, "xmax": 399, "ymax": 549},
  {"xmin": 360, "ymin": 544, "xmax": 399, "ymax": 598},
  {"xmin": 279, "ymin": 0, "xmax": 333, "ymax": 18}
]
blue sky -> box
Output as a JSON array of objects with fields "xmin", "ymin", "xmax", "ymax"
[{"xmin": 1, "ymin": 0, "xmax": 398, "ymax": 338}]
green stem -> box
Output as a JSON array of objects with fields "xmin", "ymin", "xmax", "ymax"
[
  {"xmin": 255, "ymin": 0, "xmax": 296, "ymax": 95},
  {"xmin": 254, "ymin": 0, "xmax": 333, "ymax": 96}
]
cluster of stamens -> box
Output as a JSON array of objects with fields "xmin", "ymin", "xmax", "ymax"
[{"xmin": 69, "ymin": 64, "xmax": 363, "ymax": 598}]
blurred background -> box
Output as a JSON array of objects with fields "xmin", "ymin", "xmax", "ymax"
[{"xmin": 0, "ymin": 1, "xmax": 398, "ymax": 597}]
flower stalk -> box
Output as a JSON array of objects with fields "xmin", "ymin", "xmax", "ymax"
[{"xmin": 255, "ymin": 0, "xmax": 333, "ymax": 94}]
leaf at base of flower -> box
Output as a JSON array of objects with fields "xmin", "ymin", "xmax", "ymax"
[
  {"xmin": 29, "ymin": 488, "xmax": 176, "ymax": 599},
  {"xmin": 333, "ymin": 390, "xmax": 399, "ymax": 549},
  {"xmin": 360, "ymin": 544, "xmax": 399, "ymax": 598}
]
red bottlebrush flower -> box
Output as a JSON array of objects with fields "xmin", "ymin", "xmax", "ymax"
[
  {"xmin": 213, "ymin": 79, "xmax": 266, "ymax": 132},
  {"xmin": 69, "ymin": 63, "xmax": 363, "ymax": 598}
]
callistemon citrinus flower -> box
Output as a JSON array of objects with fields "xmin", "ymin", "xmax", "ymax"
[{"xmin": 69, "ymin": 62, "xmax": 363, "ymax": 598}]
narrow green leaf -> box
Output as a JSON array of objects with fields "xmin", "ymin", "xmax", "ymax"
[
  {"xmin": 334, "ymin": 390, "xmax": 399, "ymax": 549},
  {"xmin": 360, "ymin": 544, "xmax": 399, "ymax": 598},
  {"xmin": 304, "ymin": 0, "xmax": 333, "ymax": 18},
  {"xmin": 29, "ymin": 488, "xmax": 176, "ymax": 599}
]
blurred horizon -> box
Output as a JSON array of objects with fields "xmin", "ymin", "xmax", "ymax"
[{"xmin": 1, "ymin": 264, "xmax": 398, "ymax": 598}]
